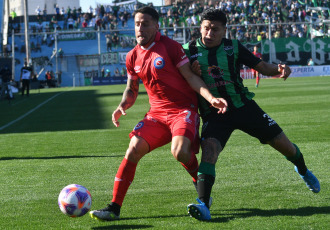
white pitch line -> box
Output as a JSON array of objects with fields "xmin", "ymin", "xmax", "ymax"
[{"xmin": 0, "ymin": 91, "xmax": 66, "ymax": 131}]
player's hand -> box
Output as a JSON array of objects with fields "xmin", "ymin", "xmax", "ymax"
[
  {"xmin": 191, "ymin": 60, "xmax": 202, "ymax": 77},
  {"xmin": 278, "ymin": 64, "xmax": 291, "ymax": 81},
  {"xmin": 112, "ymin": 107, "xmax": 126, "ymax": 127},
  {"xmin": 210, "ymin": 98, "xmax": 228, "ymax": 114}
]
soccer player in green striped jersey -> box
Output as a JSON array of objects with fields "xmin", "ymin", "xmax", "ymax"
[{"xmin": 183, "ymin": 8, "xmax": 320, "ymax": 221}]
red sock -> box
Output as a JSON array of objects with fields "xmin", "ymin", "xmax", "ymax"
[
  {"xmin": 111, "ymin": 158, "xmax": 137, "ymax": 206},
  {"xmin": 256, "ymin": 76, "xmax": 260, "ymax": 85},
  {"xmin": 181, "ymin": 153, "xmax": 199, "ymax": 183}
]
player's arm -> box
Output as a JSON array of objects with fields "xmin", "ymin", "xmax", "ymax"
[
  {"xmin": 254, "ymin": 61, "xmax": 291, "ymax": 80},
  {"xmin": 238, "ymin": 42, "xmax": 290, "ymax": 80},
  {"xmin": 178, "ymin": 62, "xmax": 227, "ymax": 114},
  {"xmin": 112, "ymin": 78, "xmax": 139, "ymax": 127}
]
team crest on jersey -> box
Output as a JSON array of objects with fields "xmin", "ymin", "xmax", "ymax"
[
  {"xmin": 134, "ymin": 121, "xmax": 144, "ymax": 130},
  {"xmin": 134, "ymin": 66, "xmax": 141, "ymax": 73},
  {"xmin": 207, "ymin": 65, "xmax": 224, "ymax": 79},
  {"xmin": 224, "ymin": 46, "xmax": 234, "ymax": 56},
  {"xmin": 154, "ymin": 57, "xmax": 165, "ymax": 69}
]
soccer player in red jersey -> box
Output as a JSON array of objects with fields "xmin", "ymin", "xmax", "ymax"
[
  {"xmin": 89, "ymin": 6, "xmax": 227, "ymax": 221},
  {"xmin": 252, "ymin": 46, "xmax": 262, "ymax": 87}
]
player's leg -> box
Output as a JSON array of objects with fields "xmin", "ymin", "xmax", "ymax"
[
  {"xmin": 21, "ymin": 80, "xmax": 25, "ymax": 96},
  {"xmin": 267, "ymin": 133, "xmax": 320, "ymax": 193},
  {"xmin": 256, "ymin": 72, "xmax": 260, "ymax": 88},
  {"xmin": 90, "ymin": 136, "xmax": 149, "ymax": 221},
  {"xmin": 170, "ymin": 110, "xmax": 200, "ymax": 183},
  {"xmin": 172, "ymin": 135, "xmax": 199, "ymax": 182},
  {"xmin": 239, "ymin": 100, "xmax": 320, "ymax": 193},
  {"xmin": 187, "ymin": 112, "xmax": 233, "ymax": 221},
  {"xmin": 26, "ymin": 80, "xmax": 30, "ymax": 96},
  {"xmin": 90, "ymin": 116, "xmax": 172, "ymax": 221}
]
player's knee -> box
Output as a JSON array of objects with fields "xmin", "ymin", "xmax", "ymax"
[
  {"xmin": 171, "ymin": 147, "xmax": 190, "ymax": 164},
  {"xmin": 125, "ymin": 137, "xmax": 149, "ymax": 163},
  {"xmin": 125, "ymin": 146, "xmax": 144, "ymax": 163},
  {"xmin": 201, "ymin": 138, "xmax": 223, "ymax": 164}
]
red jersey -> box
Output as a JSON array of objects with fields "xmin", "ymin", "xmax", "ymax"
[
  {"xmin": 126, "ymin": 32, "xmax": 198, "ymax": 112},
  {"xmin": 252, "ymin": 51, "xmax": 262, "ymax": 59}
]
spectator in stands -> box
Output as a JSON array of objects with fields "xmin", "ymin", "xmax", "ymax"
[
  {"xmin": 48, "ymin": 34, "xmax": 55, "ymax": 47},
  {"xmin": 50, "ymin": 16, "xmax": 58, "ymax": 31},
  {"xmin": 112, "ymin": 33, "xmax": 119, "ymax": 49},
  {"xmin": 58, "ymin": 48, "xmax": 64, "ymax": 58},
  {"xmin": 101, "ymin": 67, "xmax": 105, "ymax": 78},
  {"xmin": 45, "ymin": 71, "xmax": 52, "ymax": 87},
  {"xmin": 60, "ymin": 7, "xmax": 65, "ymax": 20},
  {"xmin": 55, "ymin": 4, "xmax": 60, "ymax": 21},
  {"xmin": 120, "ymin": 67, "xmax": 126, "ymax": 77},
  {"xmin": 95, "ymin": 16, "xmax": 103, "ymax": 30},
  {"xmin": 106, "ymin": 69, "xmax": 111, "ymax": 77},
  {"xmin": 68, "ymin": 17, "xmax": 74, "ymax": 30},
  {"xmin": 80, "ymin": 20, "xmax": 87, "ymax": 29},
  {"xmin": 307, "ymin": 58, "xmax": 315, "ymax": 66},
  {"xmin": 105, "ymin": 34, "xmax": 112, "ymax": 52},
  {"xmin": 35, "ymin": 6, "xmax": 41, "ymax": 16},
  {"xmin": 114, "ymin": 68, "xmax": 120, "ymax": 77},
  {"xmin": 102, "ymin": 13, "xmax": 109, "ymax": 30},
  {"xmin": 36, "ymin": 43, "xmax": 41, "ymax": 52}
]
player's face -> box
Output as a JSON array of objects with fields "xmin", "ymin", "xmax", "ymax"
[
  {"xmin": 200, "ymin": 20, "xmax": 226, "ymax": 48},
  {"xmin": 254, "ymin": 46, "xmax": 258, "ymax": 52},
  {"xmin": 134, "ymin": 13, "xmax": 159, "ymax": 47}
]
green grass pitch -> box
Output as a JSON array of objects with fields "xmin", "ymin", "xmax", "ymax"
[{"xmin": 0, "ymin": 76, "xmax": 329, "ymax": 229}]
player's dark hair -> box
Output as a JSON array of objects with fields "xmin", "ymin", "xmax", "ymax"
[
  {"xmin": 201, "ymin": 8, "xmax": 227, "ymax": 25},
  {"xmin": 134, "ymin": 6, "xmax": 159, "ymax": 22}
]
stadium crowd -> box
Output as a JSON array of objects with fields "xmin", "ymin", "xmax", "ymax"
[{"xmin": 8, "ymin": 0, "xmax": 330, "ymax": 40}]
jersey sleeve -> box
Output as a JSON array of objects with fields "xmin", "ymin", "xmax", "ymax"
[
  {"xmin": 166, "ymin": 38, "xmax": 189, "ymax": 68},
  {"xmin": 238, "ymin": 41, "xmax": 262, "ymax": 69},
  {"xmin": 125, "ymin": 50, "xmax": 138, "ymax": 80}
]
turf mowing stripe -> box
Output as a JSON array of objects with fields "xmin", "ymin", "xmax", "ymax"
[{"xmin": 0, "ymin": 91, "xmax": 68, "ymax": 131}]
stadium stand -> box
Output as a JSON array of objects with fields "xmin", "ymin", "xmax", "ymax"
[{"xmin": 2, "ymin": 0, "xmax": 330, "ymax": 87}]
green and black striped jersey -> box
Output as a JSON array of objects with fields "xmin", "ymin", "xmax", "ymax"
[{"xmin": 183, "ymin": 37, "xmax": 262, "ymax": 119}]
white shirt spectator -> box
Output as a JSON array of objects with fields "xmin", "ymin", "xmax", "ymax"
[
  {"xmin": 60, "ymin": 7, "xmax": 65, "ymax": 15},
  {"xmin": 88, "ymin": 6, "xmax": 93, "ymax": 14},
  {"xmin": 106, "ymin": 6, "xmax": 112, "ymax": 13},
  {"xmin": 243, "ymin": 0, "xmax": 248, "ymax": 8},
  {"xmin": 35, "ymin": 6, "xmax": 41, "ymax": 15},
  {"xmin": 186, "ymin": 17, "xmax": 192, "ymax": 27},
  {"xmin": 191, "ymin": 15, "xmax": 197, "ymax": 25},
  {"xmin": 67, "ymin": 17, "xmax": 74, "ymax": 27}
]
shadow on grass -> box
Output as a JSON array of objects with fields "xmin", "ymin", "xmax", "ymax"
[
  {"xmin": 0, "ymin": 89, "xmax": 148, "ymax": 134},
  {"xmin": 92, "ymin": 225, "xmax": 153, "ymax": 229},
  {"xmin": 0, "ymin": 155, "xmax": 123, "ymax": 161},
  {"xmin": 210, "ymin": 206, "xmax": 330, "ymax": 223}
]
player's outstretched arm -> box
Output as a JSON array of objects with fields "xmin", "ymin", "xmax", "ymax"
[
  {"xmin": 179, "ymin": 62, "xmax": 227, "ymax": 114},
  {"xmin": 112, "ymin": 78, "xmax": 139, "ymax": 127},
  {"xmin": 254, "ymin": 61, "xmax": 291, "ymax": 80}
]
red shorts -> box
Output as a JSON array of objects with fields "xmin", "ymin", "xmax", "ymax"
[{"xmin": 129, "ymin": 109, "xmax": 200, "ymax": 154}]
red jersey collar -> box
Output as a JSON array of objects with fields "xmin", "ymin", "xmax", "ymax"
[{"xmin": 140, "ymin": 32, "xmax": 161, "ymax": 50}]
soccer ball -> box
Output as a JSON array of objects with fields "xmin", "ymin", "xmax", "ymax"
[{"xmin": 58, "ymin": 184, "xmax": 92, "ymax": 217}]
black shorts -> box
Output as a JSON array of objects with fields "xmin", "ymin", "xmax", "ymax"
[{"xmin": 201, "ymin": 100, "xmax": 283, "ymax": 147}]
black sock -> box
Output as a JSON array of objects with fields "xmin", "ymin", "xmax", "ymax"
[
  {"xmin": 287, "ymin": 144, "xmax": 307, "ymax": 175},
  {"xmin": 292, "ymin": 153, "xmax": 307, "ymax": 175},
  {"xmin": 197, "ymin": 174, "xmax": 215, "ymax": 208},
  {"xmin": 193, "ymin": 181, "xmax": 198, "ymax": 193},
  {"xmin": 110, "ymin": 202, "xmax": 121, "ymax": 216}
]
